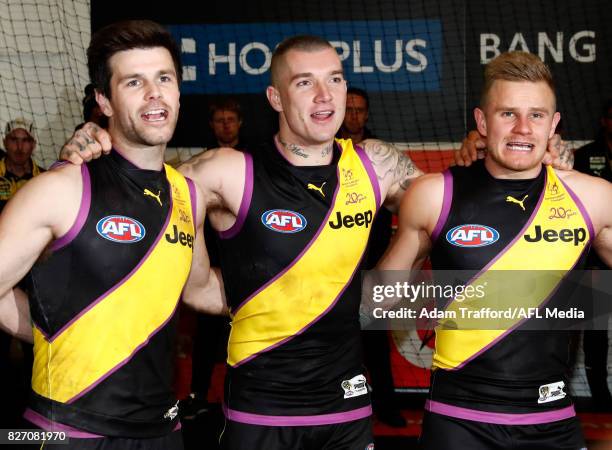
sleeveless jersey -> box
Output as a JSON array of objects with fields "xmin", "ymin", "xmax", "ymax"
[
  {"xmin": 219, "ymin": 139, "xmax": 380, "ymax": 426},
  {"xmin": 23, "ymin": 150, "xmax": 196, "ymax": 437},
  {"xmin": 428, "ymin": 161, "xmax": 593, "ymax": 421}
]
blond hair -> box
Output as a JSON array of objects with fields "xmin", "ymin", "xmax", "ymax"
[{"xmin": 481, "ymin": 51, "xmax": 555, "ymax": 107}]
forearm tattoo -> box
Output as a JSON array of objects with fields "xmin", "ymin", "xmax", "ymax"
[{"xmin": 557, "ymin": 140, "xmax": 574, "ymax": 167}]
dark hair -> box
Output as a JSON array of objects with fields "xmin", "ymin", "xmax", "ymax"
[
  {"xmin": 347, "ymin": 87, "xmax": 369, "ymax": 111},
  {"xmin": 481, "ymin": 51, "xmax": 555, "ymax": 107},
  {"xmin": 87, "ymin": 20, "xmax": 182, "ymax": 99},
  {"xmin": 270, "ymin": 35, "xmax": 333, "ymax": 86},
  {"xmin": 601, "ymin": 98, "xmax": 612, "ymax": 118},
  {"xmin": 209, "ymin": 97, "xmax": 243, "ymax": 122},
  {"xmin": 82, "ymin": 83, "xmax": 97, "ymax": 121}
]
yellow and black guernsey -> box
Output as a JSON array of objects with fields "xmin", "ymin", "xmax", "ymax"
[
  {"xmin": 22, "ymin": 150, "xmax": 196, "ymax": 437},
  {"xmin": 427, "ymin": 160, "xmax": 593, "ymax": 425},
  {"xmin": 219, "ymin": 139, "xmax": 379, "ymax": 426}
]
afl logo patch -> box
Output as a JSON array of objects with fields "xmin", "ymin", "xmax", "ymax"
[
  {"xmin": 446, "ymin": 224, "xmax": 499, "ymax": 247},
  {"xmin": 261, "ymin": 209, "xmax": 307, "ymax": 233},
  {"xmin": 96, "ymin": 215, "xmax": 146, "ymax": 243}
]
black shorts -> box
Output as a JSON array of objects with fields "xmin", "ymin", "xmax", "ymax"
[
  {"xmin": 34, "ymin": 430, "xmax": 183, "ymax": 450},
  {"xmin": 420, "ymin": 410, "xmax": 586, "ymax": 450},
  {"xmin": 220, "ymin": 417, "xmax": 374, "ymax": 450}
]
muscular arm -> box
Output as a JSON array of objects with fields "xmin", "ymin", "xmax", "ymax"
[
  {"xmin": 360, "ymin": 174, "xmax": 443, "ymax": 326},
  {"xmin": 178, "ymin": 147, "xmax": 245, "ymax": 221},
  {"xmin": 378, "ymin": 173, "xmax": 443, "ymax": 271},
  {"xmin": 0, "ymin": 166, "xmax": 82, "ymax": 340},
  {"xmin": 181, "ymin": 183, "xmax": 228, "ymax": 314},
  {"xmin": 559, "ymin": 171, "xmax": 612, "ymax": 266},
  {"xmin": 361, "ymin": 139, "xmax": 424, "ymax": 213},
  {"xmin": 0, "ymin": 288, "xmax": 32, "ymax": 342},
  {"xmin": 587, "ymin": 180, "xmax": 612, "ymax": 267}
]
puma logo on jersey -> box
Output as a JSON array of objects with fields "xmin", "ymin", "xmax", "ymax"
[
  {"xmin": 506, "ymin": 194, "xmax": 528, "ymax": 211},
  {"xmin": 144, "ymin": 188, "xmax": 162, "ymax": 206},
  {"xmin": 307, "ymin": 182, "xmax": 326, "ymax": 197}
]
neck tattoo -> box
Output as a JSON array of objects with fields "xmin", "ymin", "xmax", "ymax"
[
  {"xmin": 321, "ymin": 144, "xmax": 333, "ymax": 158},
  {"xmin": 279, "ymin": 138, "xmax": 309, "ymax": 159}
]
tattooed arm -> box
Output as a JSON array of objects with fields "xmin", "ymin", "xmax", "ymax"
[
  {"xmin": 542, "ymin": 134, "xmax": 574, "ymax": 170},
  {"xmin": 361, "ymin": 139, "xmax": 424, "ymax": 213},
  {"xmin": 59, "ymin": 123, "xmax": 112, "ymax": 164}
]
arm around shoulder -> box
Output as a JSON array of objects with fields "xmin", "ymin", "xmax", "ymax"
[
  {"xmin": 360, "ymin": 139, "xmax": 425, "ymax": 214},
  {"xmin": 181, "ymin": 182, "xmax": 228, "ymax": 315},
  {"xmin": 583, "ymin": 176, "xmax": 612, "ymax": 267},
  {"xmin": 377, "ymin": 173, "xmax": 444, "ymax": 271},
  {"xmin": 179, "ymin": 148, "xmax": 247, "ymax": 221},
  {"xmin": 360, "ymin": 173, "xmax": 443, "ymax": 327},
  {"xmin": 181, "ymin": 229, "xmax": 228, "ymax": 315}
]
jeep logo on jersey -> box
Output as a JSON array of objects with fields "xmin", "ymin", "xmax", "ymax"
[
  {"xmin": 446, "ymin": 224, "xmax": 499, "ymax": 247},
  {"xmin": 523, "ymin": 225, "xmax": 587, "ymax": 246},
  {"xmin": 328, "ymin": 210, "xmax": 373, "ymax": 229},
  {"xmin": 261, "ymin": 209, "xmax": 307, "ymax": 233},
  {"xmin": 96, "ymin": 216, "xmax": 145, "ymax": 243}
]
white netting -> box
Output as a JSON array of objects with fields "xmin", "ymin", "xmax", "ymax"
[{"xmin": 0, "ymin": 0, "xmax": 90, "ymax": 168}]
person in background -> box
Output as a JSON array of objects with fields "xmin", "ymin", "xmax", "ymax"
[
  {"xmin": 0, "ymin": 118, "xmax": 44, "ymax": 211},
  {"xmin": 75, "ymin": 83, "xmax": 108, "ymax": 131},
  {"xmin": 337, "ymin": 87, "xmax": 375, "ymax": 144},
  {"xmin": 206, "ymin": 97, "xmax": 247, "ymax": 151},
  {"xmin": 573, "ymin": 98, "xmax": 612, "ymax": 412},
  {"xmin": 0, "ymin": 117, "xmax": 44, "ymax": 428}
]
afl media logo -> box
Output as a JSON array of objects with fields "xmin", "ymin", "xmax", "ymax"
[
  {"xmin": 96, "ymin": 215, "xmax": 146, "ymax": 243},
  {"xmin": 261, "ymin": 209, "xmax": 307, "ymax": 233},
  {"xmin": 446, "ymin": 224, "xmax": 499, "ymax": 247}
]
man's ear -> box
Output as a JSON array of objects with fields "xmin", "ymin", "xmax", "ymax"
[
  {"xmin": 550, "ymin": 112, "xmax": 561, "ymax": 139},
  {"xmin": 95, "ymin": 90, "xmax": 113, "ymax": 117},
  {"xmin": 266, "ymin": 86, "xmax": 283, "ymax": 112},
  {"xmin": 474, "ymin": 107, "xmax": 487, "ymax": 137}
]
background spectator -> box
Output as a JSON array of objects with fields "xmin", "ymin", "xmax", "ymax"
[
  {"xmin": 0, "ymin": 118, "xmax": 44, "ymax": 211},
  {"xmin": 573, "ymin": 99, "xmax": 612, "ymax": 412},
  {"xmin": 75, "ymin": 83, "xmax": 108, "ymax": 131},
  {"xmin": 206, "ymin": 97, "xmax": 247, "ymax": 151},
  {"xmin": 0, "ymin": 117, "xmax": 43, "ymax": 427}
]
